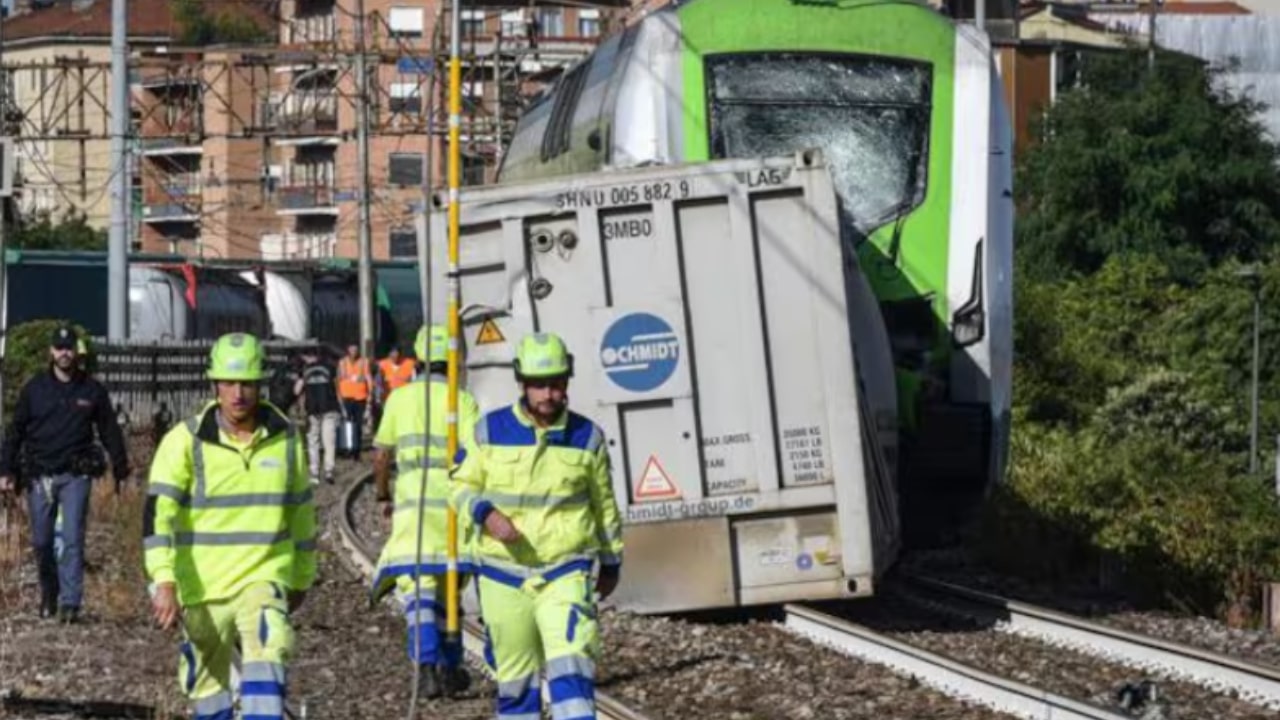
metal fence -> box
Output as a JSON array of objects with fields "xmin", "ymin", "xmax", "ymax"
[{"xmin": 93, "ymin": 338, "xmax": 323, "ymax": 438}]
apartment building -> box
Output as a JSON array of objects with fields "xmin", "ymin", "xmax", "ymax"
[
  {"xmin": 273, "ymin": 0, "xmax": 616, "ymax": 261},
  {"xmin": 133, "ymin": 47, "xmax": 281, "ymax": 259},
  {"xmin": 1, "ymin": 0, "xmax": 175, "ymax": 231}
]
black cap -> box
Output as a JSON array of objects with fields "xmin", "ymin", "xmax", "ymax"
[{"xmin": 50, "ymin": 325, "xmax": 77, "ymax": 350}]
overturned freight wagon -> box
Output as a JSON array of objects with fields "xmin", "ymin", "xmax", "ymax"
[{"xmin": 424, "ymin": 152, "xmax": 900, "ymax": 613}]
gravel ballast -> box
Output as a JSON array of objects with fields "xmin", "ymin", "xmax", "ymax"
[
  {"xmin": 902, "ymin": 548, "xmax": 1280, "ymax": 670},
  {"xmin": 1, "ymin": 459, "xmax": 494, "ymax": 720},
  {"xmin": 346, "ymin": 479, "xmax": 1014, "ymax": 720}
]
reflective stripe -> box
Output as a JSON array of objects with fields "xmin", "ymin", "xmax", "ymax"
[
  {"xmin": 598, "ymin": 551, "xmax": 622, "ymax": 566},
  {"xmin": 146, "ymin": 488, "xmax": 311, "ymax": 509},
  {"xmin": 242, "ymin": 660, "xmax": 285, "ymax": 684},
  {"xmin": 239, "ymin": 694, "xmax": 283, "ymax": 717},
  {"xmin": 285, "ymin": 427, "xmax": 298, "ymax": 491},
  {"xmin": 597, "ymin": 526, "xmax": 623, "ymax": 543},
  {"xmin": 193, "ymin": 692, "xmax": 233, "ymax": 717},
  {"xmin": 485, "ymin": 490, "xmax": 589, "ymax": 510},
  {"xmin": 453, "ymin": 487, "xmax": 481, "ymax": 511},
  {"xmin": 585, "ymin": 423, "xmax": 604, "ymax": 453},
  {"xmin": 398, "ymin": 433, "xmax": 447, "ymax": 450},
  {"xmin": 498, "ymin": 714, "xmax": 540, "ymax": 720},
  {"xmin": 394, "ymin": 499, "xmax": 450, "ymax": 512},
  {"xmin": 398, "ymin": 456, "xmax": 447, "ymax": 472},
  {"xmin": 498, "ymin": 673, "xmax": 538, "ymax": 699},
  {"xmin": 550, "ymin": 698, "xmax": 594, "ymax": 720},
  {"xmin": 144, "ymin": 535, "xmax": 173, "ymax": 550},
  {"xmin": 404, "ymin": 605, "xmax": 437, "ymax": 628},
  {"xmin": 295, "ymin": 539, "xmax": 317, "ymax": 552},
  {"xmin": 173, "ymin": 530, "xmax": 291, "ymax": 546},
  {"xmin": 149, "ymin": 484, "xmax": 188, "ymax": 502},
  {"xmin": 191, "ymin": 426, "xmax": 207, "ymax": 501},
  {"xmin": 547, "ymin": 655, "xmax": 596, "ymax": 679}
]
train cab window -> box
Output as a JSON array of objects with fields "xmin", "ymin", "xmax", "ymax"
[
  {"xmin": 539, "ymin": 55, "xmax": 593, "ymax": 162},
  {"xmin": 706, "ymin": 54, "xmax": 931, "ymax": 236}
]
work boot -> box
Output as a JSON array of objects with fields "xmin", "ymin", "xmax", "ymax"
[
  {"xmin": 440, "ymin": 664, "xmax": 472, "ymax": 697},
  {"xmin": 39, "ymin": 585, "xmax": 58, "ymax": 620},
  {"xmin": 58, "ymin": 606, "xmax": 80, "ymax": 625},
  {"xmin": 418, "ymin": 664, "xmax": 442, "ymax": 700}
]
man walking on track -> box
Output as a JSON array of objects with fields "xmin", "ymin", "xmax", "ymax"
[
  {"xmin": 145, "ymin": 332, "xmax": 316, "ymax": 720},
  {"xmin": 338, "ymin": 344, "xmax": 372, "ymax": 460},
  {"xmin": 297, "ymin": 348, "xmax": 341, "ymax": 485},
  {"xmin": 0, "ymin": 324, "xmax": 131, "ymax": 623},
  {"xmin": 370, "ymin": 325, "xmax": 481, "ymax": 698},
  {"xmin": 451, "ymin": 332, "xmax": 625, "ymax": 720}
]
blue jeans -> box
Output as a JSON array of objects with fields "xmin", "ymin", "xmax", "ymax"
[{"xmin": 28, "ymin": 474, "xmax": 91, "ymax": 609}]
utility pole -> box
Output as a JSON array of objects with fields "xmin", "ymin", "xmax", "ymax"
[
  {"xmin": 356, "ymin": 0, "xmax": 374, "ymax": 358},
  {"xmin": 0, "ymin": 3, "xmax": 8, "ymax": 438},
  {"xmin": 1251, "ymin": 279, "xmax": 1262, "ymax": 475},
  {"xmin": 108, "ymin": 0, "xmax": 129, "ymax": 339},
  {"xmin": 1238, "ymin": 264, "xmax": 1263, "ymax": 474},
  {"xmin": 1147, "ymin": 0, "xmax": 1159, "ymax": 73}
]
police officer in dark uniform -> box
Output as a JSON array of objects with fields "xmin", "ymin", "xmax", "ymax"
[{"xmin": 0, "ymin": 325, "xmax": 131, "ymax": 623}]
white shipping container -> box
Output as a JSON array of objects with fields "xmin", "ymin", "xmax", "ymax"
[{"xmin": 423, "ymin": 151, "xmax": 900, "ymax": 613}]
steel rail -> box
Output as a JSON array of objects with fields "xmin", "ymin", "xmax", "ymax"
[
  {"xmin": 784, "ymin": 603, "xmax": 1131, "ymax": 720},
  {"xmin": 899, "ymin": 573, "xmax": 1280, "ymax": 710}
]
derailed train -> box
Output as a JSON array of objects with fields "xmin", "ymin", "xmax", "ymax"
[
  {"xmin": 497, "ymin": 0, "xmax": 1015, "ymax": 546},
  {"xmin": 422, "ymin": 0, "xmax": 1014, "ymax": 612},
  {"xmin": 2, "ymin": 250, "xmax": 424, "ymax": 353}
]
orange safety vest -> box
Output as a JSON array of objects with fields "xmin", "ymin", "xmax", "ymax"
[
  {"xmin": 379, "ymin": 358, "xmax": 415, "ymax": 394},
  {"xmin": 338, "ymin": 358, "xmax": 371, "ymax": 401}
]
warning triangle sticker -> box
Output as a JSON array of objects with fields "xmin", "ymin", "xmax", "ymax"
[
  {"xmin": 476, "ymin": 319, "xmax": 505, "ymax": 345},
  {"xmin": 635, "ymin": 455, "xmax": 681, "ymax": 500}
]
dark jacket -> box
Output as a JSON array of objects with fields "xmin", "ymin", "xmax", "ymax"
[{"xmin": 0, "ymin": 367, "xmax": 131, "ymax": 486}]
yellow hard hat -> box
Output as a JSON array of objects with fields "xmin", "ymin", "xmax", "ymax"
[
  {"xmin": 514, "ymin": 332, "xmax": 573, "ymax": 379},
  {"xmin": 207, "ymin": 332, "xmax": 265, "ymax": 382},
  {"xmin": 415, "ymin": 324, "xmax": 448, "ymax": 364}
]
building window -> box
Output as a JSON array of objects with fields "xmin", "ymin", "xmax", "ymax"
[
  {"xmin": 536, "ymin": 8, "xmax": 563, "ymax": 37},
  {"xmin": 500, "ymin": 10, "xmax": 525, "ymax": 37},
  {"xmin": 389, "ymin": 226, "xmax": 417, "ymax": 258},
  {"xmin": 577, "ymin": 9, "xmax": 600, "ymax": 38},
  {"xmin": 389, "ymin": 153, "xmax": 424, "ymax": 187},
  {"xmin": 390, "ymin": 82, "xmax": 423, "ymax": 114},
  {"xmin": 462, "ymin": 154, "xmax": 486, "ymax": 186},
  {"xmin": 461, "ymin": 9, "xmax": 485, "ymax": 37},
  {"xmin": 388, "ymin": 7, "xmax": 424, "ymax": 38},
  {"xmin": 462, "ymin": 81, "xmax": 484, "ymax": 114}
]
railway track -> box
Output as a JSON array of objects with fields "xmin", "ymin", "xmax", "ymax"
[
  {"xmin": 784, "ymin": 604, "xmax": 1132, "ymax": 720},
  {"xmin": 896, "ymin": 573, "xmax": 1280, "ymax": 710},
  {"xmin": 784, "ymin": 574, "xmax": 1280, "ymax": 720},
  {"xmin": 336, "ymin": 473, "xmax": 654, "ymax": 720}
]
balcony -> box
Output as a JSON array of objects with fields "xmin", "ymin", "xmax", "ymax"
[
  {"xmin": 285, "ymin": 3, "xmax": 338, "ymax": 46},
  {"xmin": 139, "ymin": 137, "xmax": 203, "ymax": 156},
  {"xmin": 142, "ymin": 198, "xmax": 201, "ymax": 224},
  {"xmin": 277, "ymin": 185, "xmax": 339, "ymax": 216},
  {"xmin": 266, "ymin": 92, "xmax": 339, "ymax": 137}
]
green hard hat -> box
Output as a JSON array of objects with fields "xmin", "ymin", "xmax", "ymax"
[
  {"xmin": 514, "ymin": 332, "xmax": 573, "ymax": 379},
  {"xmin": 208, "ymin": 332, "xmax": 265, "ymax": 382},
  {"xmin": 415, "ymin": 324, "xmax": 448, "ymax": 364}
]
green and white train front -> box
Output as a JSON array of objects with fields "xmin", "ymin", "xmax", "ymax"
[{"xmin": 499, "ymin": 0, "xmax": 1014, "ymax": 534}]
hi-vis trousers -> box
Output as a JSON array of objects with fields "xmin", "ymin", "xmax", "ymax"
[
  {"xmin": 479, "ymin": 570, "xmax": 599, "ymax": 720},
  {"xmin": 178, "ymin": 582, "xmax": 295, "ymax": 720},
  {"xmin": 395, "ymin": 574, "xmax": 464, "ymax": 667}
]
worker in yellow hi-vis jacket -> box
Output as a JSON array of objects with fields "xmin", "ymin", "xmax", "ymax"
[
  {"xmin": 144, "ymin": 332, "xmax": 315, "ymax": 720},
  {"xmin": 451, "ymin": 332, "xmax": 624, "ymax": 720},
  {"xmin": 370, "ymin": 324, "xmax": 481, "ymax": 699}
]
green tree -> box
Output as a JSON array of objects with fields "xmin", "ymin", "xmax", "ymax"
[
  {"xmin": 1016, "ymin": 51, "xmax": 1280, "ymax": 282},
  {"xmin": 9, "ymin": 211, "xmax": 107, "ymax": 251},
  {"xmin": 174, "ymin": 0, "xmax": 271, "ymax": 46}
]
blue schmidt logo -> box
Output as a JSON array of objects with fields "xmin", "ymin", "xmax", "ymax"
[{"xmin": 600, "ymin": 313, "xmax": 680, "ymax": 392}]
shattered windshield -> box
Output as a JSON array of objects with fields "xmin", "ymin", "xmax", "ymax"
[{"xmin": 707, "ymin": 54, "xmax": 932, "ymax": 236}]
